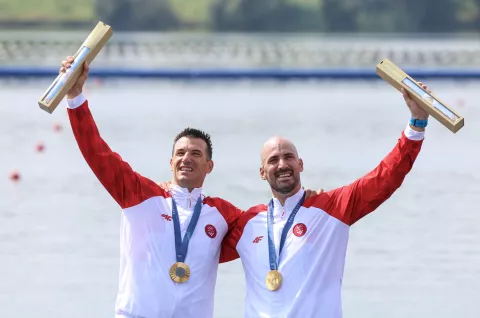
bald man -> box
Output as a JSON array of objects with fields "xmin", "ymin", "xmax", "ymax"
[{"xmin": 221, "ymin": 84, "xmax": 430, "ymax": 317}]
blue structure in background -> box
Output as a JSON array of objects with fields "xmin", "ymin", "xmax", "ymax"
[{"xmin": 0, "ymin": 67, "xmax": 479, "ymax": 79}]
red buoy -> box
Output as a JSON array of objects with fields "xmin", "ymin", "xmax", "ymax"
[
  {"xmin": 93, "ymin": 78, "xmax": 103, "ymax": 87},
  {"xmin": 53, "ymin": 123, "xmax": 62, "ymax": 132},
  {"xmin": 36, "ymin": 142, "xmax": 45, "ymax": 152},
  {"xmin": 9, "ymin": 170, "xmax": 20, "ymax": 182}
]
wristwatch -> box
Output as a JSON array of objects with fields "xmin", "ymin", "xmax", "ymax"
[{"xmin": 410, "ymin": 118, "xmax": 428, "ymax": 128}]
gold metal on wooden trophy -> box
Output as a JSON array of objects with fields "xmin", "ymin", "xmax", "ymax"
[
  {"xmin": 376, "ymin": 58, "xmax": 464, "ymax": 133},
  {"xmin": 38, "ymin": 21, "xmax": 113, "ymax": 114}
]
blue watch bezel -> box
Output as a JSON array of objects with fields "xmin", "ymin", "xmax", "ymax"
[{"xmin": 410, "ymin": 118, "xmax": 428, "ymax": 128}]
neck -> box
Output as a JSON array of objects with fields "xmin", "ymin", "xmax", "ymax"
[
  {"xmin": 272, "ymin": 184, "xmax": 301, "ymax": 206},
  {"xmin": 171, "ymin": 180, "xmax": 197, "ymax": 193}
]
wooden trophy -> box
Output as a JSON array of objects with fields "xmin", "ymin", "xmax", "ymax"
[
  {"xmin": 376, "ymin": 58, "xmax": 464, "ymax": 133},
  {"xmin": 38, "ymin": 21, "xmax": 113, "ymax": 114}
]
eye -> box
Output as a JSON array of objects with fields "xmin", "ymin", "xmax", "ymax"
[
  {"xmin": 176, "ymin": 150, "xmax": 185, "ymax": 156},
  {"xmin": 268, "ymin": 157, "xmax": 278, "ymax": 164}
]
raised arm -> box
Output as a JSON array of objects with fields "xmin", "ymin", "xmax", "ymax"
[
  {"xmin": 62, "ymin": 57, "xmax": 165, "ymax": 209},
  {"xmin": 308, "ymin": 83, "xmax": 430, "ymax": 226}
]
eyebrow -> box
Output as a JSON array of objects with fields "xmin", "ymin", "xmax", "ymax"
[
  {"xmin": 175, "ymin": 148, "xmax": 204, "ymax": 154},
  {"xmin": 268, "ymin": 151, "xmax": 295, "ymax": 160}
]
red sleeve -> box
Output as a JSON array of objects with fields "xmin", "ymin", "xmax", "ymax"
[
  {"xmin": 304, "ymin": 131, "xmax": 423, "ymax": 226},
  {"xmin": 67, "ymin": 100, "xmax": 167, "ymax": 209},
  {"xmin": 219, "ymin": 204, "xmax": 267, "ymax": 263},
  {"xmin": 203, "ymin": 197, "xmax": 243, "ymax": 230},
  {"xmin": 202, "ymin": 196, "xmax": 245, "ymax": 263}
]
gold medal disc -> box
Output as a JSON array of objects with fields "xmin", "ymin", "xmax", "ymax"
[
  {"xmin": 169, "ymin": 262, "xmax": 191, "ymax": 283},
  {"xmin": 266, "ymin": 270, "xmax": 283, "ymax": 291}
]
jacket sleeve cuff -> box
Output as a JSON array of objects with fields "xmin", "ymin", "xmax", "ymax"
[
  {"xmin": 66, "ymin": 92, "xmax": 86, "ymax": 109},
  {"xmin": 404, "ymin": 123, "xmax": 425, "ymax": 141}
]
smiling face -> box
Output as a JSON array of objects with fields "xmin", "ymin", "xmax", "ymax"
[
  {"xmin": 260, "ymin": 136, "xmax": 303, "ymax": 197},
  {"xmin": 170, "ymin": 136, "xmax": 214, "ymax": 189}
]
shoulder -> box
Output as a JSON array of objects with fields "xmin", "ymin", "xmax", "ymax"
[
  {"xmin": 302, "ymin": 192, "xmax": 330, "ymax": 209},
  {"xmin": 245, "ymin": 204, "xmax": 268, "ymax": 215},
  {"xmin": 236, "ymin": 204, "xmax": 267, "ymax": 228},
  {"xmin": 203, "ymin": 196, "xmax": 242, "ymax": 213},
  {"xmin": 203, "ymin": 196, "xmax": 245, "ymax": 228}
]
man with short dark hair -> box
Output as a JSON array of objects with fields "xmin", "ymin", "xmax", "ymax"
[
  {"xmin": 60, "ymin": 57, "xmax": 243, "ymax": 318},
  {"xmin": 172, "ymin": 128, "xmax": 214, "ymax": 160}
]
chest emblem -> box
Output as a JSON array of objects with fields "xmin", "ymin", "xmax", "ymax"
[
  {"xmin": 161, "ymin": 214, "xmax": 172, "ymax": 221},
  {"xmin": 252, "ymin": 236, "xmax": 264, "ymax": 243},
  {"xmin": 205, "ymin": 224, "xmax": 217, "ymax": 238},
  {"xmin": 293, "ymin": 223, "xmax": 307, "ymax": 237}
]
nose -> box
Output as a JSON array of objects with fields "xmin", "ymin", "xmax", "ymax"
[
  {"xmin": 277, "ymin": 158, "xmax": 288, "ymax": 169},
  {"xmin": 181, "ymin": 152, "xmax": 194, "ymax": 164}
]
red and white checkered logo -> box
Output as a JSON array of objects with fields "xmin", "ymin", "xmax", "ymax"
[
  {"xmin": 293, "ymin": 223, "xmax": 307, "ymax": 237},
  {"xmin": 205, "ymin": 224, "xmax": 217, "ymax": 238}
]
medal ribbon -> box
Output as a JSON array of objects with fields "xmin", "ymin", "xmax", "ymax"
[
  {"xmin": 267, "ymin": 192, "xmax": 306, "ymax": 271},
  {"xmin": 171, "ymin": 197, "xmax": 203, "ymax": 263}
]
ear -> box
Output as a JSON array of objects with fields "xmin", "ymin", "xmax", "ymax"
[
  {"xmin": 170, "ymin": 158, "xmax": 174, "ymax": 171},
  {"xmin": 299, "ymin": 158, "xmax": 304, "ymax": 172},
  {"xmin": 207, "ymin": 160, "xmax": 214, "ymax": 174},
  {"xmin": 260, "ymin": 166, "xmax": 266, "ymax": 180}
]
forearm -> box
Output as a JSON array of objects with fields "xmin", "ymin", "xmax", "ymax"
[
  {"xmin": 327, "ymin": 123, "xmax": 424, "ymax": 225},
  {"xmin": 67, "ymin": 93, "xmax": 142, "ymax": 208},
  {"xmin": 353, "ymin": 123, "xmax": 424, "ymax": 219}
]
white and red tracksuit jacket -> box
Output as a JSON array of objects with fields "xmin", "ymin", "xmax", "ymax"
[
  {"xmin": 66, "ymin": 93, "xmax": 242, "ymax": 318},
  {"xmin": 221, "ymin": 126, "xmax": 424, "ymax": 318}
]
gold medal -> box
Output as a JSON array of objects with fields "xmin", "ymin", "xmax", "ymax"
[
  {"xmin": 169, "ymin": 262, "xmax": 190, "ymax": 283},
  {"xmin": 266, "ymin": 270, "xmax": 282, "ymax": 291}
]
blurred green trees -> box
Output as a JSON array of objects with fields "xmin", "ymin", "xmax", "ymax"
[
  {"xmin": 95, "ymin": 0, "xmax": 180, "ymax": 30},
  {"xmin": 96, "ymin": 0, "xmax": 480, "ymax": 32},
  {"xmin": 1, "ymin": 0, "xmax": 480, "ymax": 32}
]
